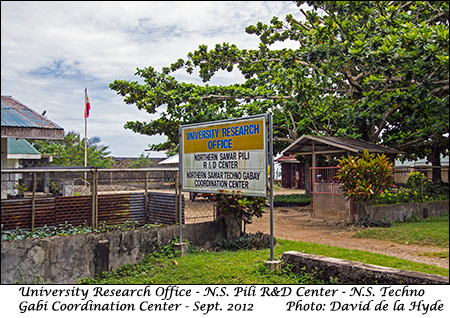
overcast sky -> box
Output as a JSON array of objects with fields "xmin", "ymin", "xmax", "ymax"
[{"xmin": 1, "ymin": 1, "xmax": 301, "ymax": 158}]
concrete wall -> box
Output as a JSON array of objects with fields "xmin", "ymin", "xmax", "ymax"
[
  {"xmin": 354, "ymin": 200, "xmax": 449, "ymax": 222},
  {"xmin": 282, "ymin": 251, "xmax": 449, "ymax": 285},
  {"xmin": 1, "ymin": 217, "xmax": 237, "ymax": 284}
]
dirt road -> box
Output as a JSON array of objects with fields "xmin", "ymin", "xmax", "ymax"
[{"xmin": 246, "ymin": 205, "xmax": 449, "ymax": 269}]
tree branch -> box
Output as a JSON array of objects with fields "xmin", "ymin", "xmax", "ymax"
[
  {"xmin": 397, "ymin": 138, "xmax": 433, "ymax": 150},
  {"xmin": 200, "ymin": 94, "xmax": 295, "ymax": 101},
  {"xmin": 298, "ymin": 92, "xmax": 328, "ymax": 135},
  {"xmin": 287, "ymin": 110, "xmax": 298, "ymax": 140},
  {"xmin": 373, "ymin": 106, "xmax": 398, "ymax": 142},
  {"xmin": 344, "ymin": 71, "xmax": 364, "ymax": 92},
  {"xmin": 426, "ymin": 11, "xmax": 447, "ymax": 23},
  {"xmin": 274, "ymin": 137, "xmax": 295, "ymax": 143},
  {"xmin": 430, "ymin": 85, "xmax": 449, "ymax": 95}
]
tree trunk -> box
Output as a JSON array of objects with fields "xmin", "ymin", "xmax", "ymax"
[
  {"xmin": 431, "ymin": 146, "xmax": 442, "ymax": 183},
  {"xmin": 218, "ymin": 212, "xmax": 242, "ymax": 238}
]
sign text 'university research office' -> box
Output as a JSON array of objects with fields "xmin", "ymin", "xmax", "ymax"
[{"xmin": 180, "ymin": 115, "xmax": 267, "ymax": 197}]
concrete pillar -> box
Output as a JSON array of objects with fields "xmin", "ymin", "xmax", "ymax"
[
  {"xmin": 94, "ymin": 240, "xmax": 109, "ymax": 276},
  {"xmin": 174, "ymin": 242, "xmax": 189, "ymax": 256},
  {"xmin": 264, "ymin": 259, "xmax": 282, "ymax": 272}
]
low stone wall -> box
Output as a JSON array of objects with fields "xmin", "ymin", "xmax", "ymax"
[
  {"xmin": 282, "ymin": 251, "xmax": 449, "ymax": 285},
  {"xmin": 354, "ymin": 200, "xmax": 449, "ymax": 222},
  {"xmin": 1, "ymin": 217, "xmax": 236, "ymax": 284}
]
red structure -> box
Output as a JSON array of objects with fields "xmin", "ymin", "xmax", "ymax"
[{"xmin": 276, "ymin": 155, "xmax": 305, "ymax": 189}]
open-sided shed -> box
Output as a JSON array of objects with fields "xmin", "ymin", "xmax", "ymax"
[
  {"xmin": 281, "ymin": 135, "xmax": 399, "ymax": 222},
  {"xmin": 282, "ymin": 135, "xmax": 399, "ymax": 158}
]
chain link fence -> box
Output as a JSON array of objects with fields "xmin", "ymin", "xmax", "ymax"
[
  {"xmin": 392, "ymin": 166, "xmax": 449, "ymax": 185},
  {"xmin": 1, "ymin": 167, "xmax": 215, "ymax": 231},
  {"xmin": 310, "ymin": 167, "xmax": 353, "ymax": 222},
  {"xmin": 309, "ymin": 165, "xmax": 449, "ymax": 222}
]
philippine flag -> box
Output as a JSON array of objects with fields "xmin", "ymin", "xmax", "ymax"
[{"xmin": 84, "ymin": 88, "xmax": 91, "ymax": 118}]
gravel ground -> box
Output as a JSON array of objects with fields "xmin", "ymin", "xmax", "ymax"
[{"xmin": 246, "ymin": 205, "xmax": 449, "ymax": 269}]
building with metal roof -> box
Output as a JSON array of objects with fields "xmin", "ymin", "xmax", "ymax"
[
  {"xmin": 282, "ymin": 135, "xmax": 399, "ymax": 157},
  {"xmin": 7, "ymin": 138, "xmax": 41, "ymax": 160},
  {"xmin": 158, "ymin": 154, "xmax": 179, "ymax": 166},
  {"xmin": 1, "ymin": 95, "xmax": 64, "ymax": 140},
  {"xmin": 2, "ymin": 96, "xmax": 65, "ymax": 198}
]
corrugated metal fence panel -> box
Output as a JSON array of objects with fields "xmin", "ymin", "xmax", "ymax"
[
  {"xmin": 97, "ymin": 192, "xmax": 145, "ymax": 225},
  {"xmin": 148, "ymin": 192, "xmax": 184, "ymax": 225},
  {"xmin": 34, "ymin": 198, "xmax": 56, "ymax": 227},
  {"xmin": 55, "ymin": 195, "xmax": 92, "ymax": 226},
  {"xmin": 98, "ymin": 193, "xmax": 130, "ymax": 225},
  {"xmin": 1, "ymin": 193, "xmax": 148, "ymax": 230},
  {"xmin": 2, "ymin": 198, "xmax": 31, "ymax": 230},
  {"xmin": 1, "ymin": 199, "xmax": 31, "ymax": 229},
  {"xmin": 1, "ymin": 197, "xmax": 56, "ymax": 230},
  {"xmin": 129, "ymin": 192, "xmax": 146, "ymax": 223}
]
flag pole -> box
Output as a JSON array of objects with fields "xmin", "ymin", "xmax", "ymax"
[
  {"xmin": 84, "ymin": 116, "xmax": 87, "ymax": 168},
  {"xmin": 84, "ymin": 115, "xmax": 87, "ymax": 187},
  {"xmin": 84, "ymin": 88, "xmax": 88, "ymax": 184}
]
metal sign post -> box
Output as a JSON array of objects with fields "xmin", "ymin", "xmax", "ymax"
[
  {"xmin": 269, "ymin": 112, "xmax": 274, "ymax": 261},
  {"xmin": 178, "ymin": 126, "xmax": 182, "ymax": 242},
  {"xmin": 175, "ymin": 126, "xmax": 188, "ymax": 255},
  {"xmin": 178, "ymin": 114, "xmax": 278, "ymax": 267},
  {"xmin": 264, "ymin": 112, "xmax": 281, "ymax": 271}
]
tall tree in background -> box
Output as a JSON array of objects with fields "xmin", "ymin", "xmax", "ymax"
[
  {"xmin": 32, "ymin": 131, "xmax": 113, "ymax": 168},
  {"xmin": 110, "ymin": 1, "xmax": 448, "ymax": 181}
]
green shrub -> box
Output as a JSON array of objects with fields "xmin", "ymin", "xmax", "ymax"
[
  {"xmin": 336, "ymin": 150, "xmax": 393, "ymax": 202},
  {"xmin": 374, "ymin": 189, "xmax": 420, "ymax": 205},
  {"xmin": 1, "ymin": 220, "xmax": 159, "ymax": 241},
  {"xmin": 214, "ymin": 194, "xmax": 267, "ymax": 234},
  {"xmin": 424, "ymin": 182, "xmax": 449, "ymax": 199},
  {"xmin": 373, "ymin": 187, "xmax": 448, "ymax": 206},
  {"xmin": 406, "ymin": 171, "xmax": 428, "ymax": 189},
  {"xmin": 213, "ymin": 232, "xmax": 273, "ymax": 251},
  {"xmin": 357, "ymin": 217, "xmax": 392, "ymax": 228}
]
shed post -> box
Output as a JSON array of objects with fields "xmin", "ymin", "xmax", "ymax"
[{"xmin": 311, "ymin": 140, "xmax": 316, "ymax": 190}]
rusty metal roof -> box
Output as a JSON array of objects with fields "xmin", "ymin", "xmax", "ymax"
[
  {"xmin": 1, "ymin": 96, "xmax": 63, "ymax": 130},
  {"xmin": 275, "ymin": 155, "xmax": 300, "ymax": 163},
  {"xmin": 282, "ymin": 135, "xmax": 400, "ymax": 156}
]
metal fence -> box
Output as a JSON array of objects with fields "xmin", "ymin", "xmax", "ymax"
[
  {"xmin": 310, "ymin": 167, "xmax": 353, "ymax": 222},
  {"xmin": 309, "ymin": 165, "xmax": 449, "ymax": 222},
  {"xmin": 392, "ymin": 166, "xmax": 449, "ymax": 185},
  {"xmin": 1, "ymin": 167, "xmax": 215, "ymax": 231}
]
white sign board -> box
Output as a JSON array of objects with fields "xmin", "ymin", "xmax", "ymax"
[{"xmin": 180, "ymin": 115, "xmax": 267, "ymax": 197}]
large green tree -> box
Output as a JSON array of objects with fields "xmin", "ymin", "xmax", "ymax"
[
  {"xmin": 110, "ymin": 1, "xmax": 448, "ymax": 180},
  {"xmin": 31, "ymin": 132, "xmax": 113, "ymax": 168}
]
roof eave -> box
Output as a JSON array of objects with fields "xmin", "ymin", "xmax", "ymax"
[{"xmin": 1, "ymin": 126, "xmax": 64, "ymax": 140}]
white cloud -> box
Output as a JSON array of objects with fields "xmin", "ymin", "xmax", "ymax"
[{"xmin": 1, "ymin": 1, "xmax": 301, "ymax": 157}]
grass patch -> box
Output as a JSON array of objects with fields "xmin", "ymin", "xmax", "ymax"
[
  {"xmin": 80, "ymin": 242, "xmax": 328, "ymax": 285},
  {"xmin": 79, "ymin": 238, "xmax": 448, "ymax": 285},
  {"xmin": 275, "ymin": 239, "xmax": 448, "ymax": 277},
  {"xmin": 273, "ymin": 194, "xmax": 310, "ymax": 206},
  {"xmin": 419, "ymin": 251, "xmax": 449, "ymax": 259},
  {"xmin": 353, "ymin": 214, "xmax": 449, "ymax": 248}
]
